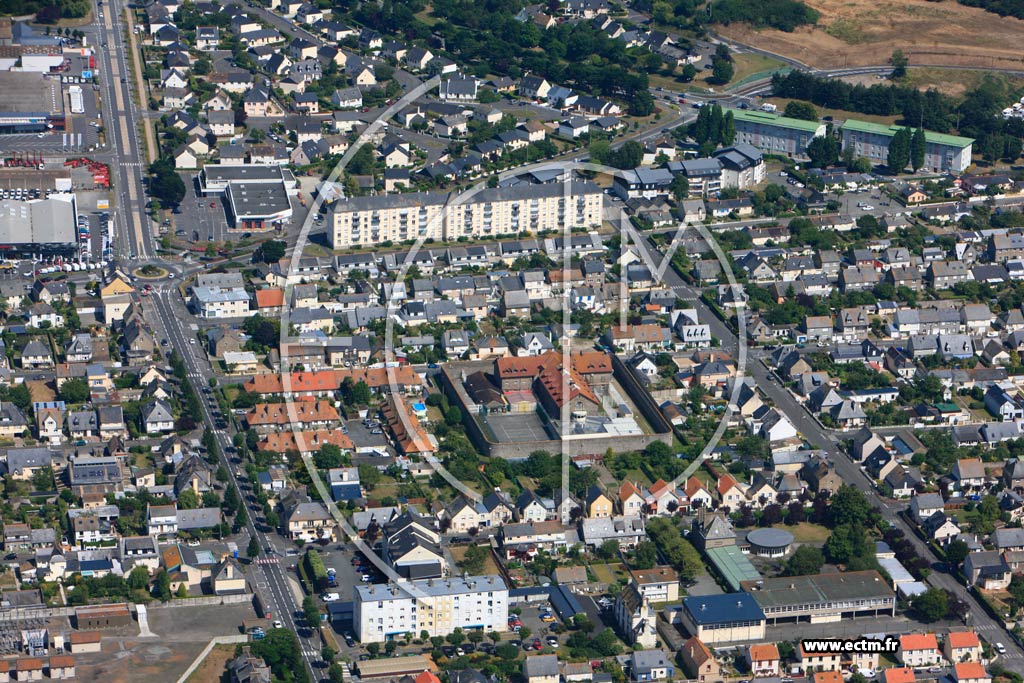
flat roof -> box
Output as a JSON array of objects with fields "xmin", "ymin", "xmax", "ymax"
[
  {"xmin": 729, "ymin": 108, "xmax": 822, "ymax": 133},
  {"xmin": 840, "ymin": 119, "xmax": 974, "ymax": 148},
  {"xmin": 356, "ymin": 654, "xmax": 431, "ymax": 679},
  {"xmin": 739, "ymin": 570, "xmax": 894, "ymax": 609},
  {"xmin": 226, "ymin": 181, "xmax": 291, "ymax": 218},
  {"xmin": 356, "ymin": 574, "xmax": 507, "ymax": 601},
  {"xmin": 0, "ymin": 72, "xmax": 62, "ymax": 117},
  {"xmin": 203, "ymin": 165, "xmax": 287, "ymax": 183},
  {"xmin": 705, "ymin": 545, "xmax": 762, "ymax": 591},
  {"xmin": 0, "ymin": 196, "xmax": 76, "ymax": 244}
]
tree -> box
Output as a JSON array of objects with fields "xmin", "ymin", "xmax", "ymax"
[
  {"xmin": 887, "ymin": 127, "xmax": 912, "ymax": 173},
  {"xmin": 670, "ymin": 174, "xmax": 690, "ymax": 203},
  {"xmin": 349, "ymin": 144, "xmax": 376, "ymax": 175},
  {"xmin": 632, "ymin": 541, "xmax": 658, "ymax": 569},
  {"xmin": 680, "ymin": 63, "xmax": 697, "ymax": 82},
  {"xmin": 784, "ymin": 545, "xmax": 824, "ymax": 576},
  {"xmin": 828, "ymin": 485, "xmax": 871, "ymax": 527},
  {"xmin": 152, "ymin": 569, "xmax": 171, "ymax": 601},
  {"xmin": 256, "ymin": 240, "xmax": 286, "ymax": 264},
  {"xmin": 358, "ymin": 464, "xmax": 382, "ymax": 491},
  {"xmin": 177, "ymin": 489, "xmax": 199, "ymax": 510},
  {"xmin": 945, "ymin": 539, "xmax": 969, "ymax": 567},
  {"xmin": 890, "ymin": 49, "xmax": 908, "ymax": 79},
  {"xmin": 248, "ymin": 537, "xmax": 261, "ymax": 558},
  {"xmin": 302, "ymin": 595, "xmax": 320, "ymax": 627},
  {"xmin": 59, "ymin": 377, "xmax": 89, "ymax": 403},
  {"xmin": 460, "ymin": 545, "xmax": 488, "ymax": 574},
  {"xmin": 176, "ymin": 583, "xmax": 188, "ymax": 598},
  {"xmin": 329, "ymin": 662, "xmax": 346, "ymax": 683},
  {"xmin": 148, "ymin": 159, "xmax": 186, "ymax": 207},
  {"xmin": 911, "ymin": 587, "xmax": 949, "ymax": 622},
  {"xmin": 710, "ymin": 55, "xmax": 734, "ymax": 85},
  {"xmin": 598, "ymin": 539, "xmax": 620, "ymax": 560},
  {"xmin": 807, "ymin": 134, "xmax": 841, "ymax": 168},
  {"xmin": 447, "ymin": 628, "xmax": 465, "ymax": 646},
  {"xmin": 384, "ymin": 640, "xmax": 398, "ymax": 655},
  {"xmin": 911, "ymin": 127, "xmax": 927, "ymax": 172},
  {"xmin": 127, "ymin": 565, "xmax": 150, "ymax": 590},
  {"xmin": 784, "ymin": 101, "xmax": 818, "ymax": 121}
]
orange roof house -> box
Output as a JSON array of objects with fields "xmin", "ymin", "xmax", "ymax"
[
  {"xmin": 884, "ymin": 668, "xmax": 916, "ymax": 683},
  {"xmin": 814, "ymin": 673, "xmax": 843, "ymax": 683},
  {"xmin": 254, "ymin": 288, "xmax": 285, "ymax": 309},
  {"xmin": 244, "ymin": 367, "xmax": 423, "ymax": 396},
  {"xmin": 382, "ymin": 396, "xmax": 435, "ymax": 455},
  {"xmin": 901, "ymin": 634, "xmax": 940, "ymax": 652},
  {"xmin": 245, "ymin": 401, "xmax": 339, "ymax": 428},
  {"xmin": 258, "ymin": 430, "xmax": 354, "ymax": 455},
  {"xmin": 947, "ymin": 632, "xmax": 981, "ymax": 649},
  {"xmin": 954, "ymin": 663, "xmax": 989, "ymax": 683}
]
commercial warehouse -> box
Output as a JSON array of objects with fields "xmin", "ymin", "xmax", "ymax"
[
  {"xmin": 328, "ymin": 181, "xmax": 603, "ymax": 248},
  {"xmin": 198, "ymin": 165, "xmax": 298, "ymax": 231},
  {"xmin": 0, "ymin": 72, "xmax": 65, "ymax": 133},
  {"xmin": 739, "ymin": 570, "xmax": 896, "ymax": 624},
  {"xmin": 729, "ymin": 109, "xmax": 826, "ymax": 159},
  {"xmin": 0, "ymin": 194, "xmax": 78, "ymax": 258},
  {"xmin": 840, "ymin": 120, "xmax": 974, "ymax": 173}
]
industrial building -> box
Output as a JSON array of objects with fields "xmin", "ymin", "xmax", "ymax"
[
  {"xmin": 354, "ymin": 575, "xmax": 508, "ymax": 643},
  {"xmin": 739, "ymin": 570, "xmax": 896, "ymax": 624},
  {"xmin": 729, "ymin": 109, "xmax": 826, "ymax": 158},
  {"xmin": 198, "ymin": 165, "xmax": 297, "ymax": 230},
  {"xmin": 840, "ymin": 120, "xmax": 974, "ymax": 173},
  {"xmin": 0, "ymin": 71, "xmax": 65, "ymax": 133},
  {"xmin": 0, "ymin": 194, "xmax": 78, "ymax": 258},
  {"xmin": 328, "ymin": 181, "xmax": 603, "ymax": 248}
]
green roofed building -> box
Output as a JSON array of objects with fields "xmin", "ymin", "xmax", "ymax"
[
  {"xmin": 729, "ymin": 109, "xmax": 826, "ymax": 159},
  {"xmin": 840, "ymin": 119, "xmax": 974, "ymax": 173}
]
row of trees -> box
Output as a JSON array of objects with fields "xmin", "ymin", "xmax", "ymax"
[
  {"xmin": 886, "ymin": 126, "xmax": 928, "ymax": 173},
  {"xmin": 710, "ymin": 0, "xmax": 820, "ymax": 31}
]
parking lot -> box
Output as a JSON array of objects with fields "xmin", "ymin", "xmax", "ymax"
[{"xmin": 177, "ymin": 176, "xmax": 230, "ymax": 244}]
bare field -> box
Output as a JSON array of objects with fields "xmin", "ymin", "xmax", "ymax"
[{"xmin": 717, "ymin": 0, "xmax": 1024, "ymax": 70}]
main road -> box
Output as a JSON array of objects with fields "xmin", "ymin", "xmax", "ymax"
[
  {"xmin": 146, "ymin": 289, "xmax": 323, "ymax": 671},
  {"xmin": 651, "ymin": 240, "xmax": 1024, "ymax": 670},
  {"xmin": 95, "ymin": 0, "xmax": 151, "ymax": 260}
]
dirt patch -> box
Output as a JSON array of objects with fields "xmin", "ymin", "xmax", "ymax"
[
  {"xmin": 185, "ymin": 643, "xmax": 236, "ymax": 683},
  {"xmin": 717, "ymin": 0, "xmax": 1024, "ymax": 71},
  {"xmin": 27, "ymin": 379, "xmax": 55, "ymax": 403}
]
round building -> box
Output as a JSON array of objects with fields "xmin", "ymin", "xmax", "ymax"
[{"xmin": 746, "ymin": 528, "xmax": 794, "ymax": 558}]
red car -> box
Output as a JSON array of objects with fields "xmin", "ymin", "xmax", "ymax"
[
  {"xmin": 209, "ymin": 202, "xmax": 217, "ymax": 208},
  {"xmin": 532, "ymin": 640, "xmax": 542, "ymax": 650}
]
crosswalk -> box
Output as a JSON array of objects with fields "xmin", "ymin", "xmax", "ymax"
[
  {"xmin": 254, "ymin": 557, "xmax": 279, "ymax": 565},
  {"xmin": 301, "ymin": 649, "xmax": 321, "ymax": 659}
]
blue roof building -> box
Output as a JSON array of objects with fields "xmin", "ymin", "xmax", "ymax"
[{"xmin": 680, "ymin": 592, "xmax": 766, "ymax": 645}]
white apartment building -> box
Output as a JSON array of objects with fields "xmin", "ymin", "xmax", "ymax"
[
  {"xmin": 355, "ymin": 575, "xmax": 508, "ymax": 643},
  {"xmin": 189, "ymin": 287, "xmax": 254, "ymax": 319},
  {"xmin": 329, "ymin": 182, "xmax": 603, "ymax": 248}
]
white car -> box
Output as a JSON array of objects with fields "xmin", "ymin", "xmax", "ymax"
[
  {"xmin": 321, "ymin": 592, "xmax": 340, "ymax": 602},
  {"xmin": 861, "ymin": 205, "xmax": 874, "ymax": 211},
  {"xmin": 996, "ymin": 642, "xmax": 1007, "ymax": 654}
]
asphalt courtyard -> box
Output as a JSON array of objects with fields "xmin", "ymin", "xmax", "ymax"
[{"xmin": 486, "ymin": 413, "xmax": 555, "ymax": 443}]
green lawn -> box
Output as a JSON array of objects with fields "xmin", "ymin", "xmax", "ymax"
[{"xmin": 788, "ymin": 522, "xmax": 832, "ymax": 544}]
